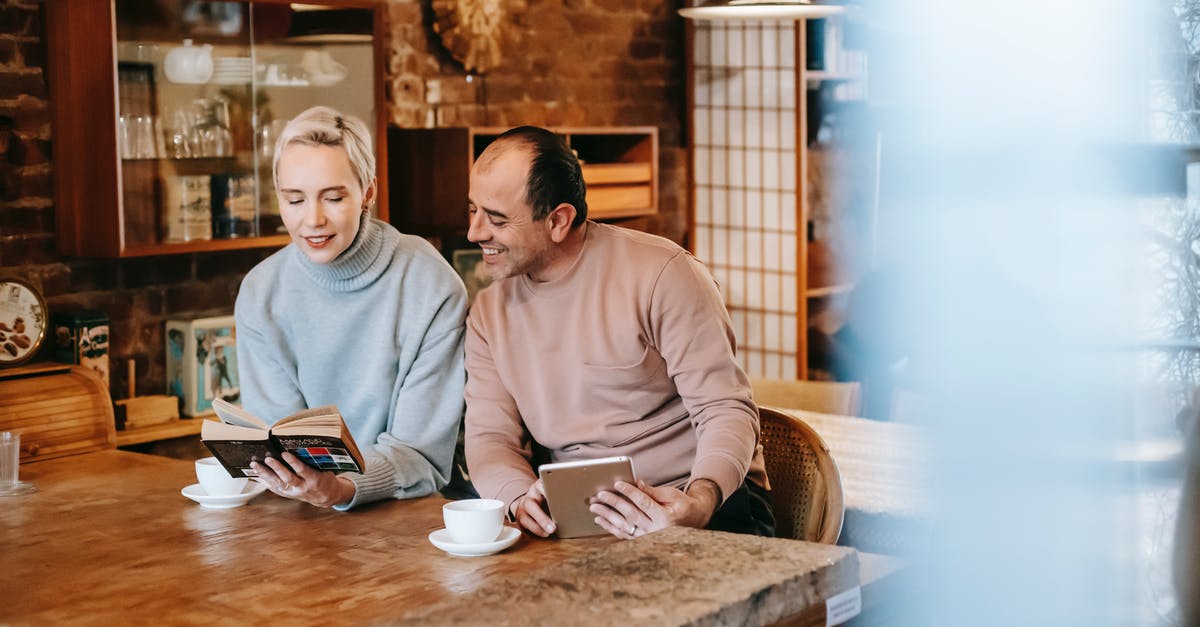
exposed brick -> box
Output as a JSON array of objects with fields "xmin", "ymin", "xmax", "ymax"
[
  {"xmin": 121, "ymin": 256, "xmax": 193, "ymax": 289},
  {"xmin": 18, "ymin": 70, "xmax": 42, "ymax": 98},
  {"xmin": 8, "ymin": 135, "xmax": 48, "ymax": 165},
  {"xmin": 0, "ymin": 38, "xmax": 15, "ymax": 66},
  {"xmin": 0, "ymin": 203, "xmax": 49, "ymax": 235},
  {"xmin": 31, "ymin": 261, "xmax": 68, "ymax": 296},
  {"xmin": 13, "ymin": 99, "xmax": 48, "ymax": 133},
  {"xmin": 629, "ymin": 40, "xmax": 662, "ymax": 60},
  {"xmin": 10, "ymin": 167, "xmax": 48, "ymax": 198},
  {"xmin": 45, "ymin": 290, "xmax": 133, "ymax": 321},
  {"xmin": 65, "ymin": 260, "xmax": 121, "ymax": 292},
  {"xmin": 388, "ymin": 2, "xmax": 423, "ymax": 24},
  {"xmin": 106, "ymin": 318, "xmax": 138, "ymax": 360},
  {"xmin": 163, "ymin": 280, "xmax": 236, "ymax": 316},
  {"xmin": 194, "ymin": 249, "xmax": 264, "ymax": 281},
  {"xmin": 17, "ymin": 39, "xmax": 42, "ymax": 68},
  {"xmin": 0, "ymin": 70, "xmax": 19, "ymax": 95},
  {"xmin": 392, "ymin": 75, "xmax": 424, "ymax": 102},
  {"xmin": 0, "ymin": 232, "xmax": 52, "ymax": 265},
  {"xmin": 0, "ymin": 6, "xmax": 37, "ymax": 38}
]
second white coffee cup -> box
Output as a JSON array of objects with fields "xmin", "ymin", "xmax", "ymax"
[
  {"xmin": 443, "ymin": 499, "xmax": 505, "ymax": 544},
  {"xmin": 195, "ymin": 456, "xmax": 248, "ymax": 496}
]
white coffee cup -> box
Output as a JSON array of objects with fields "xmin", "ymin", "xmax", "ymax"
[
  {"xmin": 195, "ymin": 457, "xmax": 248, "ymax": 496},
  {"xmin": 443, "ymin": 499, "xmax": 505, "ymax": 544}
]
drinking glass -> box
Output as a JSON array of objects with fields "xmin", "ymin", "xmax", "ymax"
[
  {"xmin": 0, "ymin": 431, "xmax": 36, "ymax": 496},
  {"xmin": 118, "ymin": 114, "xmax": 134, "ymax": 159},
  {"xmin": 134, "ymin": 115, "xmax": 157, "ymax": 159}
]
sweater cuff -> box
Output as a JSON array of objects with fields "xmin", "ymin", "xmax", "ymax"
[
  {"xmin": 492, "ymin": 478, "xmax": 535, "ymax": 520},
  {"xmin": 688, "ymin": 455, "xmax": 745, "ymax": 506},
  {"xmin": 333, "ymin": 455, "xmax": 396, "ymax": 511}
]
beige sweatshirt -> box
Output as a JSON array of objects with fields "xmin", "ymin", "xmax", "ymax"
[{"xmin": 464, "ymin": 222, "xmax": 766, "ymax": 510}]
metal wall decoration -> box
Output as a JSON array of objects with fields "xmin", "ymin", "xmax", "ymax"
[{"xmin": 432, "ymin": 0, "xmax": 513, "ymax": 74}]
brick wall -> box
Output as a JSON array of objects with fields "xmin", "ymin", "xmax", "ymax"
[
  {"xmin": 386, "ymin": 0, "xmax": 688, "ymax": 242},
  {"xmin": 0, "ymin": 0, "xmax": 688, "ymax": 402},
  {"xmin": 0, "ymin": 0, "xmax": 270, "ymax": 401}
]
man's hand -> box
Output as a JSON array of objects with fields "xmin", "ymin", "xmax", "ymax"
[
  {"xmin": 590, "ymin": 478, "xmax": 721, "ymax": 540},
  {"xmin": 511, "ymin": 478, "xmax": 557, "ymax": 537},
  {"xmin": 250, "ymin": 451, "xmax": 356, "ymax": 508}
]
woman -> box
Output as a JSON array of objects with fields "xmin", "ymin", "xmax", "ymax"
[{"xmin": 236, "ymin": 106, "xmax": 467, "ymax": 509}]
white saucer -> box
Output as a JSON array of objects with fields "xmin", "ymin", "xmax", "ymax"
[
  {"xmin": 181, "ymin": 481, "xmax": 267, "ymax": 509},
  {"xmin": 428, "ymin": 526, "xmax": 521, "ymax": 557}
]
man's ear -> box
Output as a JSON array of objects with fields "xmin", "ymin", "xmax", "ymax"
[{"xmin": 546, "ymin": 203, "xmax": 577, "ymax": 243}]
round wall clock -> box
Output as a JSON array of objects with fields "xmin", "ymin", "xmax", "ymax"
[
  {"xmin": 432, "ymin": 0, "xmax": 507, "ymax": 74},
  {"xmin": 0, "ymin": 278, "xmax": 47, "ymax": 366}
]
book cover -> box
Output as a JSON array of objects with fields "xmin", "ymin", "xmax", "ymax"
[{"xmin": 202, "ymin": 398, "xmax": 366, "ymax": 478}]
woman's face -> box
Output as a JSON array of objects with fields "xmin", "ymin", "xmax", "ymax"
[{"xmin": 276, "ymin": 143, "xmax": 375, "ymax": 264}]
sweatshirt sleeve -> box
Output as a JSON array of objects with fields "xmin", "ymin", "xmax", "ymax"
[
  {"xmin": 649, "ymin": 252, "xmax": 759, "ymax": 503},
  {"xmin": 336, "ymin": 282, "xmax": 468, "ymax": 510},
  {"xmin": 463, "ymin": 305, "xmax": 537, "ymax": 511}
]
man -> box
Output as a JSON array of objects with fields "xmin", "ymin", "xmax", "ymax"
[{"xmin": 463, "ymin": 126, "xmax": 772, "ymax": 539}]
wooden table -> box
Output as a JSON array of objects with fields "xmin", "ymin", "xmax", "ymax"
[
  {"xmin": 1, "ymin": 450, "xmax": 900, "ymax": 625},
  {"xmin": 780, "ymin": 409, "xmax": 928, "ymax": 556}
]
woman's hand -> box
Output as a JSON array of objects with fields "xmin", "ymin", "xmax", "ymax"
[
  {"xmin": 589, "ymin": 479, "xmax": 721, "ymax": 540},
  {"xmin": 250, "ymin": 451, "xmax": 356, "ymax": 508}
]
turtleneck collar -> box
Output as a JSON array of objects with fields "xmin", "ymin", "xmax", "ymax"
[{"xmin": 293, "ymin": 212, "xmax": 397, "ymax": 292}]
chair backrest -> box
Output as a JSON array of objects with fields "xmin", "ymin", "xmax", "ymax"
[
  {"xmin": 757, "ymin": 405, "xmax": 844, "ymax": 543},
  {"xmin": 751, "ymin": 378, "xmax": 861, "ymax": 417}
]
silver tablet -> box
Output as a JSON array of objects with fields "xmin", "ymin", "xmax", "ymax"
[{"xmin": 538, "ymin": 456, "xmax": 637, "ymax": 538}]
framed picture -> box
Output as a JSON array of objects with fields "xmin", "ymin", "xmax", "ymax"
[{"xmin": 452, "ymin": 249, "xmax": 493, "ymax": 306}]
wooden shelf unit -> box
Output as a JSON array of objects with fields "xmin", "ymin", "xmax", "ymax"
[
  {"xmin": 387, "ymin": 126, "xmax": 658, "ymax": 255},
  {"xmin": 116, "ymin": 419, "xmax": 204, "ymax": 447}
]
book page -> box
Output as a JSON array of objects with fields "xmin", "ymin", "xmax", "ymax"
[
  {"xmin": 201, "ymin": 419, "xmax": 269, "ymax": 441},
  {"xmin": 211, "ymin": 397, "xmax": 270, "ymax": 430},
  {"xmin": 275, "ymin": 405, "xmax": 341, "ymax": 427}
]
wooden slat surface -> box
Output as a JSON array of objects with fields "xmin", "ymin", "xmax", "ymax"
[
  {"xmin": 0, "ymin": 451, "xmax": 890, "ymax": 626},
  {"xmin": 581, "ymin": 162, "xmax": 653, "ymax": 184},
  {"xmin": 115, "ymin": 419, "xmax": 204, "ymax": 447},
  {"xmin": 0, "ymin": 364, "xmax": 115, "ymax": 462}
]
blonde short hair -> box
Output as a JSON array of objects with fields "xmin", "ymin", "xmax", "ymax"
[{"xmin": 272, "ymin": 106, "xmax": 375, "ymax": 200}]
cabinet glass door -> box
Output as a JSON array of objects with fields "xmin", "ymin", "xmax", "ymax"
[
  {"xmin": 112, "ymin": 0, "xmax": 376, "ymax": 253},
  {"xmin": 250, "ymin": 3, "xmax": 377, "ymax": 234}
]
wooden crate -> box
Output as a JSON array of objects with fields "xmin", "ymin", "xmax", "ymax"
[{"xmin": 0, "ymin": 363, "xmax": 115, "ymax": 462}]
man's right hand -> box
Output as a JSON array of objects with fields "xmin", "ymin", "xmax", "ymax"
[{"xmin": 512, "ymin": 478, "xmax": 557, "ymax": 537}]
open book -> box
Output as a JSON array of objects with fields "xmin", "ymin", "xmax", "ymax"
[{"xmin": 202, "ymin": 398, "xmax": 367, "ymax": 478}]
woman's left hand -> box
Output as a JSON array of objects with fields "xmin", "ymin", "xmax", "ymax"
[{"xmin": 250, "ymin": 451, "xmax": 356, "ymax": 508}]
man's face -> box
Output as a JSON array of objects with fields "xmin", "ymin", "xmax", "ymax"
[
  {"xmin": 276, "ymin": 143, "xmax": 374, "ymax": 265},
  {"xmin": 467, "ymin": 146, "xmax": 555, "ymax": 282}
]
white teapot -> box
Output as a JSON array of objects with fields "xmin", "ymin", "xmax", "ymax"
[{"xmin": 164, "ymin": 39, "xmax": 213, "ymax": 84}]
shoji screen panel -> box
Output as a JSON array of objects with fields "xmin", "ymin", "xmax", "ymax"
[{"xmin": 690, "ymin": 20, "xmax": 805, "ymax": 379}]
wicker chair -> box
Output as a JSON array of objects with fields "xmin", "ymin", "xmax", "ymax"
[
  {"xmin": 757, "ymin": 406, "xmax": 844, "ymax": 543},
  {"xmin": 750, "ymin": 378, "xmax": 862, "ymax": 416}
]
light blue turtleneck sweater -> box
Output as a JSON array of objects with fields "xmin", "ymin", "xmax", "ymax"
[{"xmin": 235, "ymin": 215, "xmax": 467, "ymax": 509}]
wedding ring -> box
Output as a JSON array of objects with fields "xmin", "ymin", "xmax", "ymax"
[{"xmin": 628, "ymin": 524, "xmax": 637, "ymax": 536}]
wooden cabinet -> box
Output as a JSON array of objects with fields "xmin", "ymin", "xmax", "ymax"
[
  {"xmin": 46, "ymin": 0, "xmax": 388, "ymax": 258},
  {"xmin": 388, "ymin": 126, "xmax": 657, "ymax": 254}
]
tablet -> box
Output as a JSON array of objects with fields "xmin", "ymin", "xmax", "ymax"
[{"xmin": 538, "ymin": 456, "xmax": 637, "ymax": 538}]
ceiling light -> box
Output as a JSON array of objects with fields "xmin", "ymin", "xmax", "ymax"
[{"xmin": 678, "ymin": 0, "xmax": 844, "ymax": 20}]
